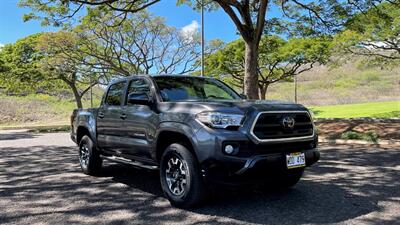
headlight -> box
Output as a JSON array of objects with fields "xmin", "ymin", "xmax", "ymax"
[{"xmin": 196, "ymin": 112, "xmax": 244, "ymax": 129}]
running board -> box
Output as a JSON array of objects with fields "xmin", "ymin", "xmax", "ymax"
[{"xmin": 101, "ymin": 155, "xmax": 158, "ymax": 170}]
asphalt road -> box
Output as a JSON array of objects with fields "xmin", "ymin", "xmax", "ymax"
[{"xmin": 0, "ymin": 130, "xmax": 399, "ymax": 225}]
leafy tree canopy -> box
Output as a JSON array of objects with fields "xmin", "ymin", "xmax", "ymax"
[
  {"xmin": 334, "ymin": 1, "xmax": 400, "ymax": 65},
  {"xmin": 19, "ymin": 0, "xmax": 161, "ymax": 27},
  {"xmin": 0, "ymin": 32, "xmax": 101, "ymax": 108},
  {"xmin": 74, "ymin": 8, "xmax": 201, "ymax": 75},
  {"xmin": 205, "ymin": 35, "xmax": 332, "ymax": 99},
  {"xmin": 0, "ymin": 33, "xmax": 67, "ymax": 94}
]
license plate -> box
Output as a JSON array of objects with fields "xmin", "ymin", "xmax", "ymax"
[{"xmin": 286, "ymin": 152, "xmax": 306, "ymax": 169}]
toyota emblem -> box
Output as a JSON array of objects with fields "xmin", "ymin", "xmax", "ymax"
[{"xmin": 282, "ymin": 116, "xmax": 295, "ymax": 129}]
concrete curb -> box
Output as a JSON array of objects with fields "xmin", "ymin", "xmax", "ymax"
[
  {"xmin": 319, "ymin": 137, "xmax": 400, "ymax": 146},
  {"xmin": 0, "ymin": 124, "xmax": 69, "ymax": 131},
  {"xmin": 315, "ymin": 118, "xmax": 400, "ymax": 123}
]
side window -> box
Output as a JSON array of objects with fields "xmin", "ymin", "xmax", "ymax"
[
  {"xmin": 105, "ymin": 82, "xmax": 126, "ymax": 106},
  {"xmin": 126, "ymin": 78, "xmax": 151, "ymax": 105}
]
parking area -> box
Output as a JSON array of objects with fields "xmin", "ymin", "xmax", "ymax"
[{"xmin": 0, "ymin": 130, "xmax": 399, "ymax": 225}]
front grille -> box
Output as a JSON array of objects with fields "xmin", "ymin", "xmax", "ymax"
[{"xmin": 251, "ymin": 111, "xmax": 314, "ymax": 141}]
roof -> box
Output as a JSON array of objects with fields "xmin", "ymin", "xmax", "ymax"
[
  {"xmin": 107, "ymin": 74, "xmax": 214, "ymax": 86},
  {"xmin": 152, "ymin": 74, "xmax": 210, "ymax": 79}
]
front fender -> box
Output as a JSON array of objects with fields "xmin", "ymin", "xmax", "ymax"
[{"xmin": 153, "ymin": 121, "xmax": 200, "ymax": 159}]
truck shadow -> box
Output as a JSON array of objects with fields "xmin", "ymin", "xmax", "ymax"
[
  {"xmin": 105, "ymin": 164, "xmax": 378, "ymax": 225},
  {"xmin": 0, "ymin": 144, "xmax": 398, "ymax": 225}
]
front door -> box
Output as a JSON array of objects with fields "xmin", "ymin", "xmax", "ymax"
[
  {"xmin": 97, "ymin": 81, "xmax": 127, "ymax": 154},
  {"xmin": 121, "ymin": 78, "xmax": 159, "ymax": 159}
]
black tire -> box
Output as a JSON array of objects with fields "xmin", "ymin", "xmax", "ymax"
[
  {"xmin": 160, "ymin": 143, "xmax": 208, "ymax": 208},
  {"xmin": 78, "ymin": 135, "xmax": 102, "ymax": 175}
]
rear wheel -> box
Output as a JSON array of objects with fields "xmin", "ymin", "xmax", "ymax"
[
  {"xmin": 160, "ymin": 143, "xmax": 208, "ymax": 208},
  {"xmin": 78, "ymin": 135, "xmax": 102, "ymax": 175}
]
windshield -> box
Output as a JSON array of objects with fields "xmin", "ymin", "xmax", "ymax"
[{"xmin": 154, "ymin": 76, "xmax": 241, "ymax": 102}]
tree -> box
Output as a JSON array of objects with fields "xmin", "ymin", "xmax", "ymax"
[
  {"xmin": 334, "ymin": 2, "xmax": 400, "ymax": 65},
  {"xmin": 36, "ymin": 31, "xmax": 102, "ymax": 108},
  {"xmin": 207, "ymin": 0, "xmax": 268, "ymax": 99},
  {"xmin": 74, "ymin": 9, "xmax": 201, "ymax": 76},
  {"xmin": 0, "ymin": 32, "xmax": 101, "ymax": 108},
  {"xmin": 178, "ymin": 0, "xmax": 359, "ymax": 99},
  {"xmin": 205, "ymin": 36, "xmax": 331, "ymax": 99},
  {"xmin": 0, "ymin": 34, "xmax": 66, "ymax": 94}
]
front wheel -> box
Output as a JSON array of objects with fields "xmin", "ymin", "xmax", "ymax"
[
  {"xmin": 78, "ymin": 135, "xmax": 102, "ymax": 175},
  {"xmin": 160, "ymin": 143, "xmax": 208, "ymax": 208}
]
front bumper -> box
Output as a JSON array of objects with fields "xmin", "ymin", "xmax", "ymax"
[
  {"xmin": 235, "ymin": 148, "xmax": 320, "ymax": 175},
  {"xmin": 202, "ymin": 148, "xmax": 320, "ymax": 185},
  {"xmin": 194, "ymin": 125, "xmax": 320, "ymax": 185}
]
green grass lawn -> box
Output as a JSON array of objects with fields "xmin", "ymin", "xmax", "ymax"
[{"xmin": 310, "ymin": 101, "xmax": 400, "ymax": 118}]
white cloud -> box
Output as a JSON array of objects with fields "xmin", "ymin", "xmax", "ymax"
[
  {"xmin": 0, "ymin": 43, "xmax": 4, "ymax": 48},
  {"xmin": 180, "ymin": 20, "xmax": 199, "ymax": 40}
]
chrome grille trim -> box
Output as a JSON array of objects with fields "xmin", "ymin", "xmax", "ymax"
[{"xmin": 249, "ymin": 111, "xmax": 315, "ymax": 143}]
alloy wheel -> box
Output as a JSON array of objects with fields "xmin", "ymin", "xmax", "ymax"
[
  {"xmin": 165, "ymin": 156, "xmax": 189, "ymax": 196},
  {"xmin": 79, "ymin": 141, "xmax": 90, "ymax": 167}
]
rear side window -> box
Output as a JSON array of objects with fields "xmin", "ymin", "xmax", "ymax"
[{"xmin": 105, "ymin": 82, "xmax": 126, "ymax": 106}]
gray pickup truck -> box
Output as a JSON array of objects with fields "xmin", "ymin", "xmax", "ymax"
[{"xmin": 71, "ymin": 75, "xmax": 319, "ymax": 208}]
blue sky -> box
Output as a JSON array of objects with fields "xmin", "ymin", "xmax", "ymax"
[{"xmin": 0, "ymin": 0, "xmax": 240, "ymax": 46}]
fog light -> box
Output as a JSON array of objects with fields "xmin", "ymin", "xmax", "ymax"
[{"xmin": 224, "ymin": 145, "xmax": 234, "ymax": 154}]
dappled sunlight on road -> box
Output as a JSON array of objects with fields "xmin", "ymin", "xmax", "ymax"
[{"xmin": 0, "ymin": 132, "xmax": 399, "ymax": 224}]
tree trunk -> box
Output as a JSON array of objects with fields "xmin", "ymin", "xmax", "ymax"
[
  {"xmin": 259, "ymin": 84, "xmax": 269, "ymax": 100},
  {"xmin": 244, "ymin": 41, "xmax": 260, "ymax": 100},
  {"xmin": 70, "ymin": 84, "xmax": 83, "ymax": 109}
]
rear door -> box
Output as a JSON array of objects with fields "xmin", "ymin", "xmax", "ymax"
[
  {"xmin": 97, "ymin": 81, "xmax": 127, "ymax": 153},
  {"xmin": 120, "ymin": 77, "xmax": 159, "ymax": 159}
]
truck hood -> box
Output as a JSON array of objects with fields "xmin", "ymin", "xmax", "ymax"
[{"xmin": 157, "ymin": 100, "xmax": 308, "ymax": 115}]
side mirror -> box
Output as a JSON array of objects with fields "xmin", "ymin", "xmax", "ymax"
[
  {"xmin": 239, "ymin": 93, "xmax": 247, "ymax": 99},
  {"xmin": 127, "ymin": 93, "xmax": 152, "ymax": 105}
]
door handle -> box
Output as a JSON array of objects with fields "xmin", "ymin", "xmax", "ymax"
[
  {"xmin": 120, "ymin": 114, "xmax": 127, "ymax": 119},
  {"xmin": 98, "ymin": 113, "xmax": 105, "ymax": 119}
]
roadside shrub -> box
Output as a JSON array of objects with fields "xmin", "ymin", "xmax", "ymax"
[
  {"xmin": 363, "ymin": 131, "xmax": 379, "ymax": 143},
  {"xmin": 341, "ymin": 131, "xmax": 362, "ymax": 140},
  {"xmin": 341, "ymin": 131, "xmax": 379, "ymax": 143}
]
